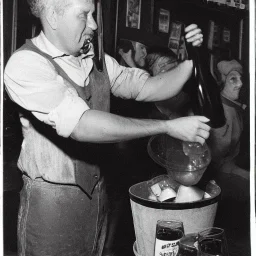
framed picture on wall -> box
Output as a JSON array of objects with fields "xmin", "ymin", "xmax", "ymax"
[
  {"xmin": 158, "ymin": 8, "xmax": 170, "ymax": 33},
  {"xmin": 126, "ymin": 0, "xmax": 141, "ymax": 29},
  {"xmin": 168, "ymin": 21, "xmax": 183, "ymax": 56}
]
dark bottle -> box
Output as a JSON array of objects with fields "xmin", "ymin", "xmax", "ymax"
[
  {"xmin": 181, "ymin": 23, "xmax": 226, "ymax": 128},
  {"xmin": 154, "ymin": 220, "xmax": 184, "ymax": 256},
  {"xmin": 156, "ymin": 227, "xmax": 184, "ymax": 241}
]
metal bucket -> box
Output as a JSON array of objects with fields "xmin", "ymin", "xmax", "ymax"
[{"xmin": 129, "ymin": 181, "xmax": 221, "ymax": 256}]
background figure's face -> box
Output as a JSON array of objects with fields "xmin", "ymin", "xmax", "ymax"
[
  {"xmin": 55, "ymin": 0, "xmax": 97, "ymax": 56},
  {"xmin": 222, "ymin": 70, "xmax": 243, "ymax": 101},
  {"xmin": 151, "ymin": 56, "xmax": 178, "ymax": 76},
  {"xmin": 134, "ymin": 42, "xmax": 147, "ymax": 67}
]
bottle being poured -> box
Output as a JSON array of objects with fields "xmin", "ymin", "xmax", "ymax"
[
  {"xmin": 167, "ymin": 21, "xmax": 226, "ymax": 187},
  {"xmin": 181, "ymin": 22, "xmax": 226, "ymax": 185},
  {"xmin": 180, "ymin": 22, "xmax": 226, "ymax": 129}
]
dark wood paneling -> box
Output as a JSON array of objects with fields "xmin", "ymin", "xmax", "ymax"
[
  {"xmin": 102, "ymin": 0, "xmax": 117, "ymax": 56},
  {"xmin": 3, "ymin": 0, "xmax": 15, "ymax": 66}
]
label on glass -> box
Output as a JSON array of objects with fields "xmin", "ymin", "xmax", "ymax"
[{"xmin": 154, "ymin": 238, "xmax": 180, "ymax": 256}]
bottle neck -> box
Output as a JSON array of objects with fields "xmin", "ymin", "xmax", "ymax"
[{"xmin": 185, "ymin": 39, "xmax": 200, "ymax": 64}]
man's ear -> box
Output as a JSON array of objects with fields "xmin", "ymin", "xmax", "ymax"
[{"xmin": 45, "ymin": 6, "xmax": 58, "ymax": 30}]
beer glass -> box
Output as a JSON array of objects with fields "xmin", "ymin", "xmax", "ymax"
[
  {"xmin": 154, "ymin": 220, "xmax": 184, "ymax": 256},
  {"xmin": 198, "ymin": 227, "xmax": 229, "ymax": 256}
]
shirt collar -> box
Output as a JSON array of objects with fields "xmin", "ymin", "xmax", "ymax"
[
  {"xmin": 32, "ymin": 31, "xmax": 95, "ymax": 60},
  {"xmin": 221, "ymin": 93, "xmax": 246, "ymax": 110}
]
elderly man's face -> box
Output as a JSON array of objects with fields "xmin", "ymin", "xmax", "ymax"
[
  {"xmin": 55, "ymin": 0, "xmax": 97, "ymax": 56},
  {"xmin": 222, "ymin": 70, "xmax": 243, "ymax": 101},
  {"xmin": 134, "ymin": 42, "xmax": 147, "ymax": 68}
]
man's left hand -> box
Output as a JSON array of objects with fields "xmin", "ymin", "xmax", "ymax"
[{"xmin": 185, "ymin": 24, "xmax": 203, "ymax": 47}]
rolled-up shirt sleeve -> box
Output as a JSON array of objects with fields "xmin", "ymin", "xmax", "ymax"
[
  {"xmin": 104, "ymin": 54, "xmax": 150, "ymax": 100},
  {"xmin": 4, "ymin": 50, "xmax": 89, "ymax": 138}
]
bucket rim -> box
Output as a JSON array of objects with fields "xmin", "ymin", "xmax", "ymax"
[{"xmin": 129, "ymin": 181, "xmax": 221, "ymax": 210}]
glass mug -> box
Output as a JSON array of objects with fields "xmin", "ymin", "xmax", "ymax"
[
  {"xmin": 154, "ymin": 220, "xmax": 184, "ymax": 256},
  {"xmin": 198, "ymin": 227, "xmax": 229, "ymax": 256}
]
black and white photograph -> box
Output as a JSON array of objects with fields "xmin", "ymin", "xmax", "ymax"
[{"xmin": 1, "ymin": 0, "xmax": 255, "ymax": 256}]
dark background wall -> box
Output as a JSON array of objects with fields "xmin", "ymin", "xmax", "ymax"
[{"xmin": 116, "ymin": 0, "xmax": 249, "ymax": 81}]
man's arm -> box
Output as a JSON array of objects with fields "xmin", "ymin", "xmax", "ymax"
[
  {"xmin": 135, "ymin": 60, "xmax": 193, "ymax": 101},
  {"xmin": 71, "ymin": 109, "xmax": 210, "ymax": 145},
  {"xmin": 107, "ymin": 56, "xmax": 193, "ymax": 102}
]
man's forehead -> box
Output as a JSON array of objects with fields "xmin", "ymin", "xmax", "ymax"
[
  {"xmin": 135, "ymin": 42, "xmax": 146, "ymax": 47},
  {"xmin": 228, "ymin": 70, "xmax": 242, "ymax": 77}
]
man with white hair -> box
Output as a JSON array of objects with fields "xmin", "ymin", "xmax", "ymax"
[{"xmin": 4, "ymin": 0, "xmax": 209, "ymax": 255}]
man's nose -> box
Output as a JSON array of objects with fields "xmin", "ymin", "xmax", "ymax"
[
  {"xmin": 88, "ymin": 16, "xmax": 98, "ymax": 31},
  {"xmin": 237, "ymin": 78, "xmax": 243, "ymax": 88}
]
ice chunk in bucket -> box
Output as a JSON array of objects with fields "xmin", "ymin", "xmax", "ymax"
[
  {"xmin": 129, "ymin": 177, "xmax": 221, "ymax": 256},
  {"xmin": 175, "ymin": 185, "xmax": 204, "ymax": 203}
]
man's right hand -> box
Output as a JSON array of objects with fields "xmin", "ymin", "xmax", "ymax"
[{"xmin": 166, "ymin": 116, "xmax": 211, "ymax": 145}]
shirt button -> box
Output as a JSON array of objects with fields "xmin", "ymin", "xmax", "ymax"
[{"xmin": 94, "ymin": 174, "xmax": 98, "ymax": 179}]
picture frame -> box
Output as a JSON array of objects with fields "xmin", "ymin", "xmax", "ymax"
[
  {"xmin": 126, "ymin": 0, "xmax": 142, "ymax": 29},
  {"xmin": 168, "ymin": 21, "xmax": 183, "ymax": 56},
  {"xmin": 212, "ymin": 23, "xmax": 221, "ymax": 48},
  {"xmin": 158, "ymin": 8, "xmax": 170, "ymax": 33}
]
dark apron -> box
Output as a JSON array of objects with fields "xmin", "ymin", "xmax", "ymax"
[
  {"xmin": 18, "ymin": 176, "xmax": 108, "ymax": 256},
  {"xmin": 16, "ymin": 40, "xmax": 111, "ymax": 256}
]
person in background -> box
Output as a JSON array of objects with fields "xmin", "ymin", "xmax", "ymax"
[
  {"xmin": 207, "ymin": 59, "xmax": 249, "ymax": 181},
  {"xmin": 117, "ymin": 39, "xmax": 147, "ymax": 68},
  {"xmin": 146, "ymin": 47, "xmax": 179, "ymax": 76},
  {"xmin": 4, "ymin": 0, "xmax": 208, "ymax": 255},
  {"xmin": 207, "ymin": 60, "xmax": 250, "ymax": 254},
  {"xmin": 145, "ymin": 47, "xmax": 191, "ymax": 120}
]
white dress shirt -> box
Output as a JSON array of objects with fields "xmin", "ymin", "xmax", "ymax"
[{"xmin": 4, "ymin": 31, "xmax": 150, "ymax": 137}]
